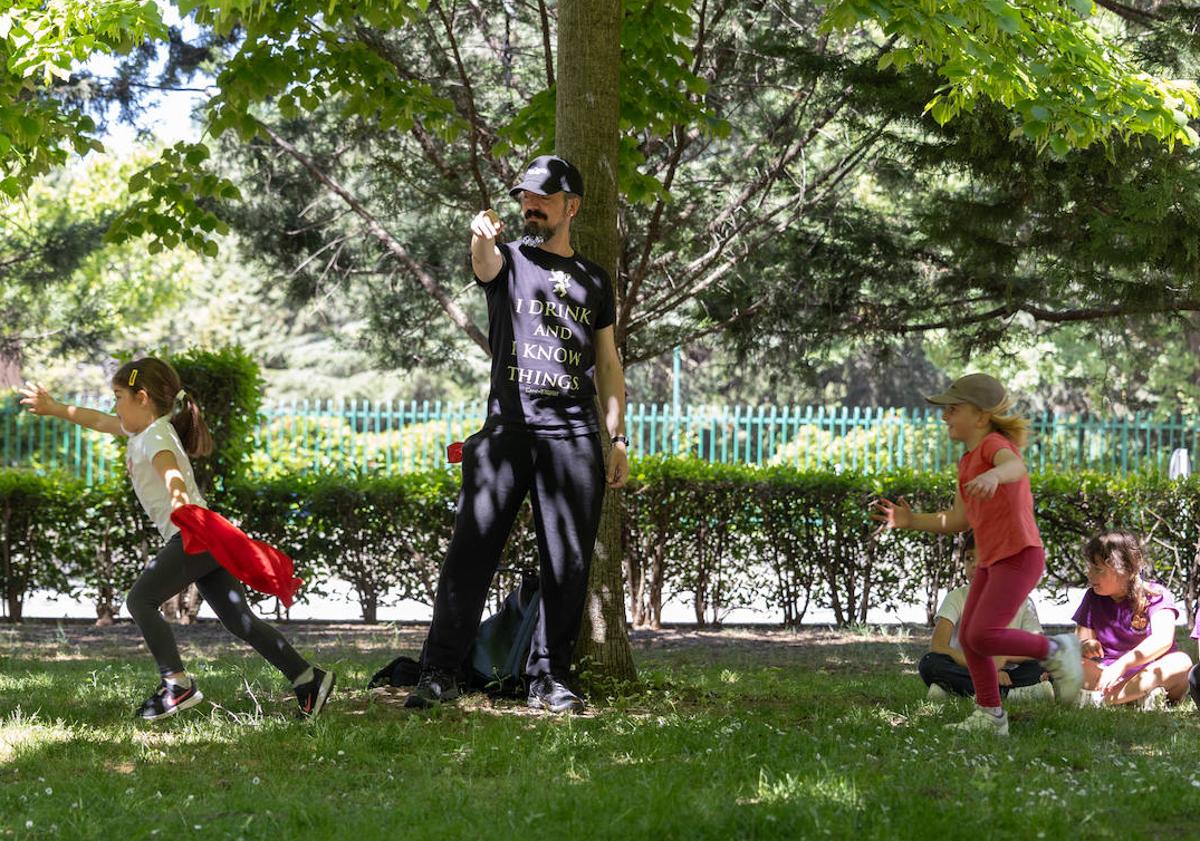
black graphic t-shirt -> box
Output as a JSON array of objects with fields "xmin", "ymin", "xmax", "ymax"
[{"xmin": 477, "ymin": 242, "xmax": 616, "ymax": 436}]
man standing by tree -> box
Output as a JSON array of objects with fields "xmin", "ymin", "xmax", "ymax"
[{"xmin": 405, "ymin": 156, "xmax": 629, "ymax": 713}]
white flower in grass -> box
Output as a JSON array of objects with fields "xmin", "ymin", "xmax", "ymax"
[
  {"xmin": 25, "ymin": 821, "xmax": 33, "ymax": 829},
  {"xmin": 252, "ymin": 777, "xmax": 261, "ymax": 785},
  {"xmin": 44, "ymin": 787, "xmax": 51, "ymax": 795}
]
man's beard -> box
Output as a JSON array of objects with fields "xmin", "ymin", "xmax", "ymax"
[{"xmin": 521, "ymin": 215, "xmax": 558, "ymax": 246}]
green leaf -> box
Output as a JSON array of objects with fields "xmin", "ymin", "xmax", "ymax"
[
  {"xmin": 995, "ymin": 13, "xmax": 1020, "ymax": 34},
  {"xmin": 184, "ymin": 145, "xmax": 210, "ymax": 166}
]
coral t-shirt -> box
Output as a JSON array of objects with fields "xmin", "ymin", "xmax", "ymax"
[{"xmin": 958, "ymin": 432, "xmax": 1042, "ymax": 567}]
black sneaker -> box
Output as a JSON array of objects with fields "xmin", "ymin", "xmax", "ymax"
[
  {"xmin": 403, "ymin": 667, "xmax": 460, "ymax": 709},
  {"xmin": 294, "ymin": 668, "xmax": 336, "ymax": 719},
  {"xmin": 527, "ymin": 674, "xmax": 585, "ymax": 714},
  {"xmin": 136, "ymin": 679, "xmax": 204, "ymax": 721}
]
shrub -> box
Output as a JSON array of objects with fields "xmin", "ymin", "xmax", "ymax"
[
  {"xmin": 11, "ymin": 457, "xmax": 1200, "ymax": 628},
  {"xmin": 0, "ymin": 470, "xmax": 79, "ymax": 621},
  {"xmin": 170, "ymin": 345, "xmax": 265, "ymax": 500}
]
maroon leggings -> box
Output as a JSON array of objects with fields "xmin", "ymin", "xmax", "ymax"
[{"xmin": 959, "ymin": 545, "xmax": 1052, "ymax": 708}]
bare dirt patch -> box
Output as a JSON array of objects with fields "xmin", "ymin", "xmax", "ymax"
[{"xmin": 0, "ymin": 618, "xmax": 934, "ymax": 676}]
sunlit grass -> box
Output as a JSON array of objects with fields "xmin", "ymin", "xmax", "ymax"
[{"xmin": 0, "ymin": 623, "xmax": 1197, "ymax": 839}]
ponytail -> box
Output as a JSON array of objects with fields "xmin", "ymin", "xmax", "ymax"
[
  {"xmin": 170, "ymin": 388, "xmax": 213, "ymax": 458},
  {"xmin": 984, "ymin": 396, "xmax": 1031, "ymax": 449}
]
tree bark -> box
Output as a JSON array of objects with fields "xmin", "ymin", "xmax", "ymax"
[
  {"xmin": 0, "ymin": 343, "xmax": 22, "ymax": 390},
  {"xmin": 558, "ymin": 0, "xmax": 637, "ymax": 684}
]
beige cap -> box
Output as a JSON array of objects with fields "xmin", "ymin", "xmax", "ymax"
[{"xmin": 924, "ymin": 373, "xmax": 1007, "ymax": 410}]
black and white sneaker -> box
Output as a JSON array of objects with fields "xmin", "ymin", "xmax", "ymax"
[
  {"xmin": 294, "ymin": 668, "xmax": 336, "ymax": 719},
  {"xmin": 136, "ymin": 679, "xmax": 204, "ymax": 721},
  {"xmin": 403, "ymin": 667, "xmax": 461, "ymax": 709}
]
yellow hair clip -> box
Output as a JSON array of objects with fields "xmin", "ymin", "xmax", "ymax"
[{"xmin": 128, "ymin": 369, "xmax": 138, "ymax": 387}]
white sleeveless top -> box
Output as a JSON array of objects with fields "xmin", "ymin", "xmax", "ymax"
[{"xmin": 125, "ymin": 416, "xmax": 208, "ymax": 540}]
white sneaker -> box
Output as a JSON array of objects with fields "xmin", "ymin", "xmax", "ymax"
[
  {"xmin": 1141, "ymin": 686, "xmax": 1168, "ymax": 712},
  {"xmin": 946, "ymin": 707, "xmax": 1009, "ymax": 736},
  {"xmin": 1077, "ymin": 689, "xmax": 1105, "ymax": 708},
  {"xmin": 1007, "ymin": 681, "xmax": 1055, "ymax": 703},
  {"xmin": 926, "ymin": 683, "xmax": 949, "ymax": 701},
  {"xmin": 1041, "ymin": 634, "xmax": 1083, "ymax": 704}
]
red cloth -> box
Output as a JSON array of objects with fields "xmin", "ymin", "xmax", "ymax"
[{"xmin": 169, "ymin": 504, "xmax": 303, "ymax": 608}]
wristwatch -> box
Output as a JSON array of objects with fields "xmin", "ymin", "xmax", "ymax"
[{"xmin": 611, "ymin": 435, "xmax": 629, "ymax": 446}]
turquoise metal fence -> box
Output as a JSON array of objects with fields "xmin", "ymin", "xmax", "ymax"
[{"xmin": 3, "ymin": 394, "xmax": 1199, "ymax": 482}]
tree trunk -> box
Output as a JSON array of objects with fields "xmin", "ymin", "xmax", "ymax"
[
  {"xmin": 622, "ymin": 516, "xmax": 644, "ymax": 627},
  {"xmin": 649, "ymin": 538, "xmax": 664, "ymax": 629},
  {"xmin": 0, "ymin": 506, "xmax": 19, "ymax": 622},
  {"xmin": 162, "ymin": 583, "xmax": 203, "ymax": 625},
  {"xmin": 558, "ymin": 0, "xmax": 636, "ymax": 684},
  {"xmin": 361, "ymin": 588, "xmax": 378, "ymax": 625},
  {"xmin": 4, "ymin": 579, "xmax": 22, "ymax": 622},
  {"xmin": 0, "ymin": 343, "xmax": 21, "ymax": 390}
]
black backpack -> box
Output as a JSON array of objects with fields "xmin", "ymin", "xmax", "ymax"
[{"xmin": 368, "ymin": 571, "xmax": 541, "ymax": 697}]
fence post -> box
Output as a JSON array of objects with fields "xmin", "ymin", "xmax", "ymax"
[{"xmin": 809, "ymin": 405, "xmax": 821, "ymax": 471}]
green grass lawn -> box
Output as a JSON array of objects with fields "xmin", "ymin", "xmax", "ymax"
[{"xmin": 1, "ymin": 621, "xmax": 1197, "ymax": 840}]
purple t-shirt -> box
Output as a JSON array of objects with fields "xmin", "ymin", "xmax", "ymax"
[
  {"xmin": 1072, "ymin": 585, "xmax": 1179, "ymax": 668},
  {"xmin": 477, "ymin": 242, "xmax": 616, "ymax": 436}
]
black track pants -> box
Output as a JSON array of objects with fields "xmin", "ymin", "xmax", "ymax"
[
  {"xmin": 423, "ymin": 426, "xmax": 606, "ymax": 678},
  {"xmin": 126, "ymin": 533, "xmax": 310, "ymax": 681}
]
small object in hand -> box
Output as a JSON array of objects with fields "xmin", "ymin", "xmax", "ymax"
[
  {"xmin": 447, "ymin": 442, "xmax": 464, "ymax": 464},
  {"xmin": 484, "ymin": 209, "xmax": 500, "ymax": 226}
]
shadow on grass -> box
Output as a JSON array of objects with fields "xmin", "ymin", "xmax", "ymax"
[{"xmin": 1, "ymin": 622, "xmax": 1199, "ymax": 839}]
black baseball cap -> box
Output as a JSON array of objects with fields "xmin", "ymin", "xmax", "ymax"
[{"xmin": 509, "ymin": 155, "xmax": 585, "ymax": 198}]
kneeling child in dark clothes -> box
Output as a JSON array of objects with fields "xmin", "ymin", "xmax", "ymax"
[{"xmin": 919, "ymin": 533, "xmax": 1054, "ymax": 702}]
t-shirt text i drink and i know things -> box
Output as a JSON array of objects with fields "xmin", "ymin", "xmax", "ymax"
[{"xmin": 477, "ymin": 241, "xmax": 616, "ymax": 437}]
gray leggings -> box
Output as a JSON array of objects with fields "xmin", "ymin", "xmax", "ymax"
[{"xmin": 126, "ymin": 534, "xmax": 309, "ymax": 681}]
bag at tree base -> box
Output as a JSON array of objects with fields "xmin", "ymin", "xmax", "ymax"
[
  {"xmin": 366, "ymin": 570, "xmax": 541, "ymax": 698},
  {"xmin": 466, "ymin": 570, "xmax": 541, "ymax": 695}
]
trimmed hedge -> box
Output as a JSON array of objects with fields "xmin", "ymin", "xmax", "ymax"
[
  {"xmin": 171, "ymin": 345, "xmax": 265, "ymax": 499},
  {"xmin": 3, "ymin": 459, "xmax": 1199, "ymax": 626}
]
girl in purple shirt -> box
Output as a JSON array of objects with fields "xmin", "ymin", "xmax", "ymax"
[{"xmin": 1074, "ymin": 531, "xmax": 1192, "ymax": 707}]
